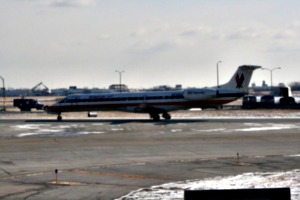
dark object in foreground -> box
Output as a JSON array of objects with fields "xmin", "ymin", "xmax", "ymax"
[{"xmin": 184, "ymin": 188, "xmax": 290, "ymax": 200}]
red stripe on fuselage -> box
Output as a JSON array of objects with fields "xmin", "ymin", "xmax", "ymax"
[{"xmin": 46, "ymin": 98, "xmax": 235, "ymax": 113}]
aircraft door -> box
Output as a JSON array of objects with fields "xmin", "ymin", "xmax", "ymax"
[{"xmin": 143, "ymin": 95, "xmax": 147, "ymax": 103}]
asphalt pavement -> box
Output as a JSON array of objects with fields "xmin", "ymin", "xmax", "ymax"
[{"xmin": 0, "ymin": 118, "xmax": 299, "ymax": 199}]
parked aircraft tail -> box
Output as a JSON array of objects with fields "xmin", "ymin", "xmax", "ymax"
[{"xmin": 218, "ymin": 65, "xmax": 261, "ymax": 93}]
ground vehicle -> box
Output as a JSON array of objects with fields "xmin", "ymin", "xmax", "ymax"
[
  {"xmin": 13, "ymin": 99, "xmax": 44, "ymax": 111},
  {"xmin": 260, "ymin": 95, "xmax": 275, "ymax": 107},
  {"xmin": 242, "ymin": 96, "xmax": 258, "ymax": 108},
  {"xmin": 13, "ymin": 82, "xmax": 49, "ymax": 111}
]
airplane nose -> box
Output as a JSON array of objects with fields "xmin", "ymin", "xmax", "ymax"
[{"xmin": 44, "ymin": 105, "xmax": 54, "ymax": 113}]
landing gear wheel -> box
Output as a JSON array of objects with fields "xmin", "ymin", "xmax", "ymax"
[
  {"xmin": 216, "ymin": 105, "xmax": 223, "ymax": 110},
  {"xmin": 151, "ymin": 114, "xmax": 160, "ymax": 121},
  {"xmin": 57, "ymin": 115, "xmax": 62, "ymax": 121},
  {"xmin": 163, "ymin": 113, "xmax": 171, "ymax": 120}
]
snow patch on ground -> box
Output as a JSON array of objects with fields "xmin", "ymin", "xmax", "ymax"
[
  {"xmin": 235, "ymin": 123, "xmax": 299, "ymax": 132},
  {"xmin": 192, "ymin": 128, "xmax": 226, "ymax": 132},
  {"xmin": 171, "ymin": 129, "xmax": 182, "ymax": 132},
  {"xmin": 117, "ymin": 169, "xmax": 300, "ymax": 200}
]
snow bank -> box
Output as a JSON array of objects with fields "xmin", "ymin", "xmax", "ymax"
[{"xmin": 117, "ymin": 169, "xmax": 300, "ymax": 200}]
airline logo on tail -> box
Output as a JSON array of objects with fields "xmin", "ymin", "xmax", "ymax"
[{"xmin": 235, "ymin": 73, "xmax": 244, "ymax": 88}]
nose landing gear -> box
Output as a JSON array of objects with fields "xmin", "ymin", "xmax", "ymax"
[
  {"xmin": 57, "ymin": 113, "xmax": 62, "ymax": 121},
  {"xmin": 150, "ymin": 112, "xmax": 171, "ymax": 121},
  {"xmin": 162, "ymin": 113, "xmax": 171, "ymax": 120}
]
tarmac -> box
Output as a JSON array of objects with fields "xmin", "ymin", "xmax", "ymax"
[{"xmin": 0, "ymin": 117, "xmax": 299, "ymax": 199}]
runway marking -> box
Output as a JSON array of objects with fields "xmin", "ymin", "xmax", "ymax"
[
  {"xmin": 67, "ymin": 170, "xmax": 173, "ymax": 181},
  {"xmin": 0, "ymin": 139, "xmax": 49, "ymax": 146},
  {"xmin": 47, "ymin": 181, "xmax": 86, "ymax": 185},
  {"xmin": 231, "ymin": 162, "xmax": 254, "ymax": 166},
  {"xmin": 105, "ymin": 124, "xmax": 165, "ymax": 135},
  {"xmin": 0, "ymin": 147, "xmax": 47, "ymax": 152},
  {"xmin": 0, "ymin": 170, "xmax": 52, "ymax": 180},
  {"xmin": 47, "ymin": 181, "xmax": 139, "ymax": 189}
]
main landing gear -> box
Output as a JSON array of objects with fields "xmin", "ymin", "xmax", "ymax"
[
  {"xmin": 150, "ymin": 112, "xmax": 171, "ymax": 121},
  {"xmin": 57, "ymin": 113, "xmax": 62, "ymax": 121}
]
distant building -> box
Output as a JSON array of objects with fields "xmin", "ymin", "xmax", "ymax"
[
  {"xmin": 69, "ymin": 86, "xmax": 77, "ymax": 90},
  {"xmin": 249, "ymin": 81, "xmax": 292, "ymax": 96},
  {"xmin": 5, "ymin": 89, "xmax": 51, "ymax": 97},
  {"xmin": 5, "ymin": 83, "xmax": 182, "ymax": 97},
  {"xmin": 143, "ymin": 85, "xmax": 183, "ymax": 92},
  {"xmin": 5, "ymin": 89, "xmax": 29, "ymax": 97},
  {"xmin": 109, "ymin": 84, "xmax": 129, "ymax": 92},
  {"xmin": 262, "ymin": 80, "xmax": 268, "ymax": 87},
  {"xmin": 175, "ymin": 85, "xmax": 182, "ymax": 90}
]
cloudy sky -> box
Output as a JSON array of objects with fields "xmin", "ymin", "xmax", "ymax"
[{"xmin": 1, "ymin": 0, "xmax": 300, "ymax": 89}]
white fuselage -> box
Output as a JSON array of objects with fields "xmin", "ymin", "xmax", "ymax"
[
  {"xmin": 46, "ymin": 89, "xmax": 242, "ymax": 114},
  {"xmin": 45, "ymin": 65, "xmax": 261, "ymax": 120}
]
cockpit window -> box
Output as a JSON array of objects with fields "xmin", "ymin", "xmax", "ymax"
[{"xmin": 59, "ymin": 98, "xmax": 68, "ymax": 103}]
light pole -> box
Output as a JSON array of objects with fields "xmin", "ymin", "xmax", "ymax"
[
  {"xmin": 0, "ymin": 76, "xmax": 6, "ymax": 111},
  {"xmin": 115, "ymin": 70, "xmax": 124, "ymax": 93},
  {"xmin": 217, "ymin": 61, "xmax": 222, "ymax": 88},
  {"xmin": 261, "ymin": 67, "xmax": 281, "ymax": 92}
]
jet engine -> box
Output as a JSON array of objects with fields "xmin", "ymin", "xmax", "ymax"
[{"xmin": 183, "ymin": 89, "xmax": 216, "ymax": 101}]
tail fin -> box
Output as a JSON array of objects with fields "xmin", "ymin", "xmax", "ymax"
[{"xmin": 219, "ymin": 65, "xmax": 261, "ymax": 92}]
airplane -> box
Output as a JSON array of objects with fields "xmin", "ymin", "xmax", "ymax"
[{"xmin": 45, "ymin": 65, "xmax": 261, "ymax": 121}]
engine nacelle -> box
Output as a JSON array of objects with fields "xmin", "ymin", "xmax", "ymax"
[{"xmin": 183, "ymin": 89, "xmax": 216, "ymax": 101}]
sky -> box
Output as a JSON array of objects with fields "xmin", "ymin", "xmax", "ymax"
[{"xmin": 1, "ymin": 0, "xmax": 300, "ymax": 89}]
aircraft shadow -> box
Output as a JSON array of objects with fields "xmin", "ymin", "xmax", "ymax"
[{"xmin": 24, "ymin": 119, "xmax": 208, "ymax": 125}]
